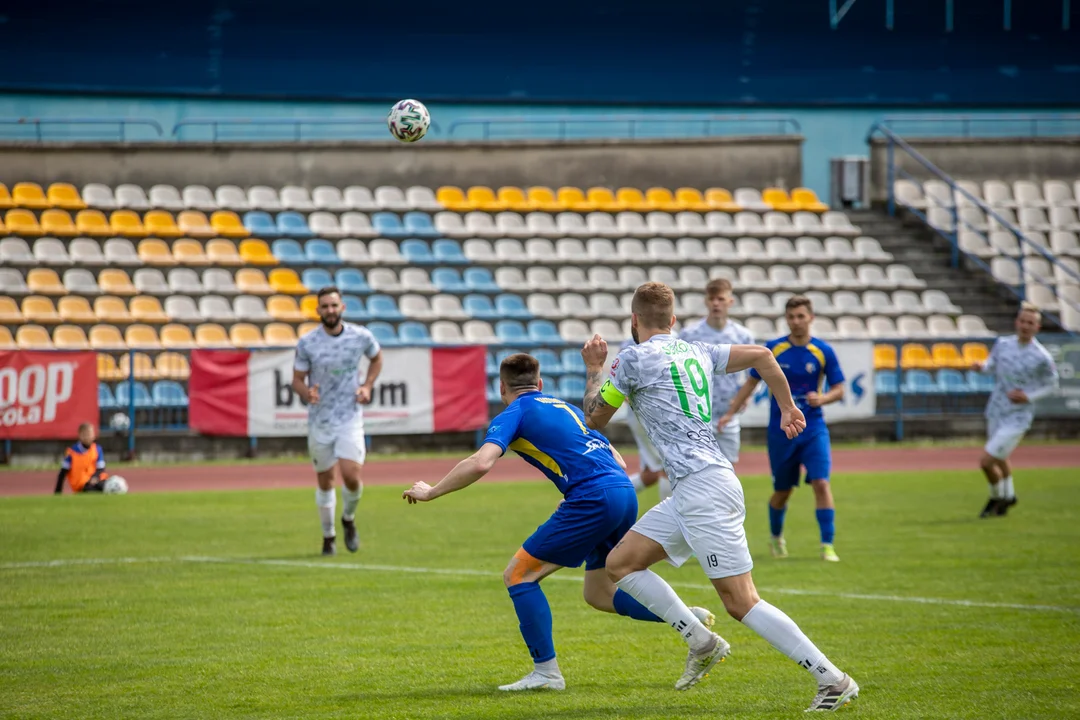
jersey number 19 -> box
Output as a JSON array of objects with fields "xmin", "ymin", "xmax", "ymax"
[{"xmin": 670, "ymin": 358, "xmax": 711, "ymax": 423}]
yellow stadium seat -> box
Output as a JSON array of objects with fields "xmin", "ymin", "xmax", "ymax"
[
  {"xmin": 76, "ymin": 209, "xmax": 111, "ymax": 236},
  {"xmin": 436, "ymin": 186, "xmax": 469, "ymax": 211},
  {"xmin": 873, "ymin": 344, "xmax": 897, "ymax": 370},
  {"xmin": 16, "ymin": 325, "xmax": 53, "ymax": 349},
  {"xmin": 900, "ymin": 343, "xmax": 934, "ymax": 369},
  {"xmin": 674, "ymin": 187, "xmax": 710, "ymax": 211},
  {"xmin": 97, "ymin": 354, "xmax": 124, "ymax": 381},
  {"xmin": 467, "ymin": 186, "xmax": 503, "ymax": 211},
  {"xmin": 0, "ymin": 297, "xmax": 24, "ymax": 323},
  {"xmin": 645, "ymin": 188, "xmax": 680, "ymax": 211},
  {"xmin": 239, "ymin": 238, "xmax": 277, "ymax": 265},
  {"xmin": 27, "ymin": 268, "xmax": 67, "ymax": 295},
  {"xmin": 235, "ymin": 268, "xmax": 274, "ymax": 294},
  {"xmin": 138, "ymin": 238, "xmax": 176, "ymax": 265},
  {"xmin": 125, "ymin": 324, "xmax": 161, "ymax": 349},
  {"xmin": 0, "ymin": 183, "xmax": 12, "ymax": 209},
  {"xmin": 94, "ymin": 296, "xmax": 133, "ymax": 323},
  {"xmin": 556, "ymin": 187, "xmax": 591, "ymax": 211},
  {"xmin": 0, "ymin": 327, "xmax": 13, "ymax": 349},
  {"xmin": 194, "ymin": 323, "xmax": 231, "ymax": 347},
  {"xmin": 53, "ymin": 325, "xmax": 90, "ymax": 350},
  {"xmin": 268, "ymin": 268, "xmax": 307, "ymax": 295},
  {"xmin": 298, "ymin": 322, "xmax": 320, "ymax": 337},
  {"xmin": 160, "ymin": 324, "xmax": 195, "ymax": 349},
  {"xmin": 21, "ymin": 296, "xmax": 60, "ymax": 323},
  {"xmin": 300, "ymin": 295, "xmax": 319, "ymax": 320},
  {"xmin": 58, "ymin": 296, "xmax": 96, "ymax": 324},
  {"xmin": 144, "ymin": 210, "xmax": 182, "ymax": 238},
  {"xmin": 585, "ymin": 187, "xmax": 619, "ymax": 211},
  {"xmin": 206, "ymin": 239, "xmax": 242, "ymax": 265},
  {"xmin": 615, "ymin": 188, "xmax": 648, "ymax": 211},
  {"xmin": 229, "ymin": 323, "xmax": 264, "ymax": 348},
  {"xmin": 496, "ymin": 187, "xmax": 529, "ymax": 211},
  {"xmin": 0, "ymin": 215, "xmax": 5, "ymax": 233},
  {"xmin": 178, "ymin": 210, "xmax": 216, "ymax": 239},
  {"xmin": 6, "ymin": 209, "xmax": 43, "ymax": 236},
  {"xmin": 88, "ymin": 324, "xmax": 127, "ymax": 350},
  {"xmin": 40, "ymin": 209, "xmax": 78, "ymax": 237},
  {"xmin": 210, "ymin": 210, "xmax": 249, "ymax": 238},
  {"xmin": 13, "ymin": 182, "xmax": 49, "ymax": 209},
  {"xmin": 98, "ymin": 269, "xmax": 137, "ymax": 296},
  {"xmin": 762, "ymin": 188, "xmax": 800, "ymax": 212},
  {"xmin": 155, "ymin": 351, "xmax": 191, "ymax": 379},
  {"xmin": 109, "ymin": 210, "xmax": 146, "ymax": 237},
  {"xmin": 264, "ymin": 322, "xmax": 299, "ymax": 346},
  {"xmin": 267, "ymin": 295, "xmax": 306, "ymax": 322},
  {"xmin": 525, "ymin": 187, "xmax": 560, "ymax": 211},
  {"xmin": 120, "ymin": 351, "xmax": 157, "ymax": 380},
  {"xmin": 704, "ymin": 188, "xmax": 741, "ymax": 212},
  {"xmin": 47, "ymin": 183, "xmax": 86, "ymax": 210},
  {"xmin": 792, "ymin": 187, "xmax": 829, "ymax": 212},
  {"xmin": 962, "ymin": 342, "xmax": 989, "ymax": 367},
  {"xmin": 173, "ymin": 238, "xmax": 210, "ymax": 265},
  {"xmin": 931, "ymin": 343, "xmax": 966, "ymax": 369},
  {"xmin": 130, "ymin": 296, "xmax": 169, "ymax": 323}
]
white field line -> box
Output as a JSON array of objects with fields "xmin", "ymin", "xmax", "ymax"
[{"xmin": 2, "ymin": 555, "xmax": 1077, "ymax": 615}]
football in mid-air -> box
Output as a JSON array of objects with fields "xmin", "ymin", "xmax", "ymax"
[{"xmin": 387, "ymin": 99, "xmax": 430, "ymax": 142}]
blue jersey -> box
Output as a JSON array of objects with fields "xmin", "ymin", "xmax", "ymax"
[
  {"xmin": 483, "ymin": 391, "xmax": 628, "ymax": 497},
  {"xmin": 751, "ymin": 336, "xmax": 844, "ymax": 432}
]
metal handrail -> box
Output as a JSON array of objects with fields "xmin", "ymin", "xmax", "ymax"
[
  {"xmin": 880, "ymin": 114, "xmax": 1080, "ymax": 138},
  {"xmin": 0, "ymin": 117, "xmax": 164, "ymax": 141},
  {"xmin": 171, "ymin": 118, "xmax": 441, "ymax": 142},
  {"xmin": 446, "ymin": 114, "xmax": 802, "ymax": 140}
]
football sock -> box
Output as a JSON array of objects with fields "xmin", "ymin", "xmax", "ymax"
[
  {"xmin": 658, "ymin": 474, "xmax": 672, "ymax": 501},
  {"xmin": 989, "ymin": 481, "xmax": 1004, "ymax": 499},
  {"xmin": 315, "ymin": 488, "xmax": 336, "ymax": 538},
  {"xmin": 615, "ymin": 570, "xmax": 713, "ymax": 652},
  {"xmin": 534, "ymin": 658, "xmax": 561, "ymax": 677},
  {"xmin": 507, "ymin": 582, "xmax": 556, "ymax": 664},
  {"xmin": 628, "ymin": 473, "xmax": 646, "ymax": 493},
  {"xmin": 769, "ymin": 504, "xmax": 787, "ymax": 537},
  {"xmin": 340, "ymin": 484, "xmax": 362, "ymax": 522},
  {"xmin": 1003, "ymin": 475, "xmax": 1015, "ymax": 499},
  {"xmin": 815, "ymin": 508, "xmax": 836, "ymax": 545},
  {"xmin": 741, "ymin": 600, "xmax": 843, "ymax": 686},
  {"xmin": 613, "ymin": 589, "xmax": 663, "ymax": 622}
]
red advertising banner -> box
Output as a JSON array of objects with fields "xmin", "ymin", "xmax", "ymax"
[{"xmin": 0, "ymin": 351, "xmax": 99, "ymax": 439}]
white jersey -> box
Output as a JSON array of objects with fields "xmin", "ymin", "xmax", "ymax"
[
  {"xmin": 676, "ymin": 319, "xmax": 754, "ymax": 415},
  {"xmin": 982, "ymin": 335, "xmax": 1058, "ymax": 424},
  {"xmin": 603, "ymin": 333, "xmax": 733, "ymax": 480},
  {"xmin": 294, "ymin": 324, "xmax": 381, "ymax": 438}
]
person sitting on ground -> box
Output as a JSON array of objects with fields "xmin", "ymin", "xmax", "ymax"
[{"xmin": 54, "ymin": 423, "xmax": 111, "ymax": 495}]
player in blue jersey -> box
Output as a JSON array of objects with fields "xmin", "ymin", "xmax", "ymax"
[
  {"xmin": 722, "ymin": 296, "xmax": 846, "ymax": 562},
  {"xmin": 403, "ymin": 353, "xmax": 714, "ymax": 692}
]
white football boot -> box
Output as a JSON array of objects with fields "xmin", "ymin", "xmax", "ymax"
[
  {"xmin": 498, "ymin": 671, "xmax": 566, "ymax": 692},
  {"xmin": 675, "ymin": 632, "xmax": 731, "ymax": 690},
  {"xmin": 805, "ymin": 674, "xmax": 859, "ymax": 712}
]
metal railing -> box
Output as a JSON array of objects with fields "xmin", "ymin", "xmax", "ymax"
[
  {"xmin": 446, "ymin": 114, "xmax": 802, "ymax": 141},
  {"xmin": 171, "ymin": 118, "xmax": 440, "ymax": 142},
  {"xmin": 879, "ymin": 114, "xmax": 1080, "ymax": 138},
  {"xmin": 0, "ymin": 118, "xmax": 164, "ymax": 142}
]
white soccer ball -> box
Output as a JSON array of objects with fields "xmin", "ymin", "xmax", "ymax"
[
  {"xmin": 387, "ymin": 99, "xmax": 430, "ymax": 142},
  {"xmin": 103, "ymin": 476, "xmax": 129, "ymax": 495},
  {"xmin": 110, "ymin": 412, "xmax": 130, "ymax": 432}
]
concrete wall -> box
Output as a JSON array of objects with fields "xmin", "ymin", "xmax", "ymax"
[{"xmin": 0, "ymin": 137, "xmax": 803, "ymax": 193}]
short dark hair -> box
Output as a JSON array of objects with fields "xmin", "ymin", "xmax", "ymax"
[
  {"xmin": 631, "ymin": 282, "xmax": 676, "ymax": 329},
  {"xmin": 500, "ymin": 353, "xmax": 541, "ymax": 391},
  {"xmin": 785, "ymin": 295, "xmax": 813, "ymax": 314},
  {"xmin": 78, "ymin": 422, "xmax": 94, "ymax": 434},
  {"xmin": 705, "ymin": 278, "xmax": 733, "ymax": 297},
  {"xmin": 317, "ymin": 286, "xmax": 341, "ymax": 300}
]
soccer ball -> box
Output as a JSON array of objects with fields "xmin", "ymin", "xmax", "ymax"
[
  {"xmin": 109, "ymin": 412, "xmax": 130, "ymax": 432},
  {"xmin": 103, "ymin": 476, "xmax": 129, "ymax": 495},
  {"xmin": 387, "ymin": 99, "xmax": 430, "ymax": 142}
]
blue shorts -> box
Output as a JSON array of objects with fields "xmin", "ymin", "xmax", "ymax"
[
  {"xmin": 522, "ymin": 480, "xmax": 638, "ymax": 571},
  {"xmin": 767, "ymin": 426, "xmax": 832, "ymax": 491}
]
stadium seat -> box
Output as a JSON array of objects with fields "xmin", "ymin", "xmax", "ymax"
[
  {"xmin": 336, "ymin": 268, "xmax": 371, "ymax": 294},
  {"xmin": 433, "ymin": 239, "xmax": 467, "ymax": 264},
  {"xmin": 403, "ymin": 212, "xmax": 439, "ymax": 238},
  {"xmin": 496, "ymin": 187, "xmax": 528, "ymax": 211},
  {"xmin": 277, "ymin": 211, "xmax": 313, "ymax": 238},
  {"xmin": 238, "ymin": 238, "xmax": 277, "ymax": 265},
  {"xmin": 931, "ymin": 343, "xmax": 966, "ymax": 369},
  {"xmin": 339, "ymin": 295, "xmax": 367, "ymax": 322},
  {"xmin": 156, "ymin": 351, "xmax": 191, "ymax": 379},
  {"xmin": 152, "ymin": 381, "xmax": 189, "ymax": 409},
  {"xmin": 203, "ymin": 210, "xmax": 246, "ymax": 238},
  {"xmin": 967, "ymin": 370, "xmax": 995, "ymax": 393},
  {"xmin": 937, "ymin": 369, "xmax": 970, "ymax": 393},
  {"xmin": 149, "ymin": 186, "xmax": 184, "ymax": 212},
  {"xmin": 371, "ymin": 212, "xmax": 406, "ymax": 239},
  {"xmin": 342, "ymin": 186, "xmax": 376, "ymax": 212},
  {"xmin": 614, "ymin": 188, "xmax": 647, "ymax": 211},
  {"xmin": 961, "ymin": 342, "xmax": 989, "ymax": 366},
  {"xmin": 874, "ymin": 344, "xmax": 898, "ymax": 369},
  {"xmin": 557, "ymin": 187, "xmax": 590, "ymax": 211},
  {"xmin": 113, "ymin": 185, "xmax": 149, "ymax": 210},
  {"xmin": 467, "ymin": 186, "xmax": 503, "ymax": 211},
  {"xmin": 173, "ymin": 211, "xmax": 213, "ymax": 239},
  {"xmin": 242, "ymin": 211, "xmax": 277, "ymax": 237},
  {"xmin": 114, "ymin": 381, "xmax": 154, "ymax": 409},
  {"xmin": 124, "ymin": 324, "xmax": 161, "ymax": 349},
  {"xmin": 138, "ymin": 238, "xmax": 176, "ymax": 265},
  {"xmin": 271, "ymin": 238, "xmax": 305, "ymax": 265},
  {"xmin": 166, "ymin": 283, "xmax": 204, "ymax": 313},
  {"xmin": 301, "ymin": 268, "xmax": 334, "ymax": 291},
  {"xmin": 132, "ymin": 268, "xmax": 169, "ymax": 295},
  {"xmin": 229, "ymin": 323, "xmax": 264, "ymax": 348},
  {"xmin": 267, "ymin": 268, "xmax": 306, "ymax": 295},
  {"xmin": 13, "ymin": 182, "xmax": 49, "ymax": 209},
  {"xmin": 267, "ymin": 295, "xmax": 305, "ymax": 322},
  {"xmin": 160, "ymin": 323, "xmax": 197, "ymax": 347},
  {"xmin": 6, "ymin": 209, "xmax": 42, "ymax": 235},
  {"xmin": 26, "ymin": 268, "xmax": 66, "ymax": 295},
  {"xmin": 0, "ymin": 296, "xmax": 24, "ymax": 323},
  {"xmin": 901, "ymin": 369, "xmax": 939, "ymax": 394},
  {"xmin": 875, "ymin": 370, "xmax": 898, "ymax": 395},
  {"xmin": 264, "ymin": 323, "xmax": 299, "ymax": 346},
  {"xmin": 406, "ymin": 186, "xmax": 441, "ymax": 212},
  {"xmin": 900, "ymin": 343, "xmax": 934, "ymax": 369},
  {"xmin": 495, "ymin": 320, "xmax": 528, "ymax": 345},
  {"xmin": 107, "ymin": 210, "xmax": 145, "ymax": 238},
  {"xmin": 701, "ymin": 188, "xmax": 738, "ymax": 212},
  {"xmin": 142, "ymin": 210, "xmax": 181, "ymax": 239},
  {"xmin": 400, "ymin": 239, "xmax": 434, "ymax": 265},
  {"xmin": 642, "ymin": 188, "xmax": 677, "ymax": 212},
  {"xmin": 558, "ymin": 319, "xmax": 591, "ymax": 343},
  {"xmin": 22, "ymin": 295, "xmax": 60, "ymax": 323},
  {"xmin": 88, "ymin": 324, "xmax": 126, "ymax": 350},
  {"xmin": 233, "ymin": 268, "xmax": 271, "ymax": 295},
  {"xmin": 280, "ymin": 186, "xmax": 314, "ymax": 212},
  {"xmin": 198, "ymin": 295, "xmax": 236, "ymax": 322},
  {"xmin": 957, "ymin": 315, "xmax": 992, "ymax": 337},
  {"xmin": 436, "ymin": 186, "xmax": 469, "ymax": 211},
  {"xmin": 97, "ymin": 354, "xmax": 123, "ymax": 381},
  {"xmin": 206, "ymin": 239, "xmax": 242, "ymax": 265},
  {"xmin": 120, "ymin": 351, "xmax": 158, "ymax": 380},
  {"xmin": 463, "ymin": 267, "xmax": 499, "ymax": 293},
  {"xmin": 61, "ymin": 268, "xmax": 100, "ymax": 295},
  {"xmin": 304, "ymin": 212, "xmax": 341, "ymax": 238},
  {"xmin": 368, "ymin": 268, "xmax": 401, "ymax": 293},
  {"xmin": 399, "ymin": 321, "xmax": 432, "ymax": 345},
  {"xmin": 42, "ymin": 183, "xmax": 84, "ymax": 211},
  {"xmin": 78, "ymin": 183, "xmax": 114, "ymax": 210},
  {"xmin": 495, "ymin": 294, "xmax": 530, "ymax": 320},
  {"xmin": 762, "ymin": 188, "xmax": 799, "ymax": 212},
  {"xmin": 130, "ymin": 296, "xmax": 168, "ymax": 323},
  {"xmin": 792, "ymin": 188, "xmax": 829, "ymax": 212},
  {"xmin": 0, "ymin": 183, "xmax": 11, "ymax": 209},
  {"xmin": 464, "ymin": 294, "xmax": 498, "ymax": 320},
  {"xmin": 522, "ymin": 187, "xmax": 557, "ymax": 212},
  {"xmin": 368, "ymin": 294, "xmax": 404, "ymax": 321},
  {"xmin": 15, "ymin": 324, "xmax": 53, "ymax": 349},
  {"xmin": 367, "ymin": 321, "xmax": 399, "ymax": 347},
  {"xmin": 182, "ymin": 185, "xmax": 218, "ymax": 212},
  {"xmin": 234, "ymin": 296, "xmax": 271, "ymax": 323},
  {"xmin": 1, "ymin": 236, "xmax": 34, "ymax": 265},
  {"xmin": 37, "ymin": 209, "xmax": 76, "ymax": 237},
  {"xmin": 102, "ymin": 238, "xmax": 140, "ymax": 266},
  {"xmin": 248, "ymin": 186, "xmax": 282, "ymax": 211}
]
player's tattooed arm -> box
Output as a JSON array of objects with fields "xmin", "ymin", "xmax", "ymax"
[{"xmin": 582, "ymin": 334, "xmax": 621, "ymax": 429}]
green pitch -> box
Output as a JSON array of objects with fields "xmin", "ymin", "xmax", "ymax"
[{"xmin": 2, "ymin": 468, "xmax": 1078, "ymax": 719}]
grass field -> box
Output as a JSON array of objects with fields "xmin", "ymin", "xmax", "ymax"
[{"xmin": 2, "ymin": 467, "xmax": 1079, "ymax": 719}]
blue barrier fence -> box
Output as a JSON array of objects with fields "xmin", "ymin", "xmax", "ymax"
[
  {"xmin": 879, "ymin": 114, "xmax": 1080, "ymax": 138},
  {"xmin": 0, "ymin": 118, "xmax": 164, "ymax": 142},
  {"xmin": 444, "ymin": 115, "xmax": 803, "ymax": 141},
  {"xmin": 171, "ymin": 117, "xmax": 442, "ymax": 142}
]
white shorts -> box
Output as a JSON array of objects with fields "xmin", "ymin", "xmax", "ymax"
[
  {"xmin": 984, "ymin": 415, "xmax": 1030, "ymax": 461},
  {"xmin": 631, "ymin": 466, "xmax": 753, "ymax": 579},
  {"xmin": 309, "ymin": 420, "xmax": 367, "ymax": 473},
  {"xmin": 627, "ymin": 410, "xmax": 664, "ymax": 473},
  {"xmin": 715, "ymin": 421, "xmax": 741, "ymax": 464}
]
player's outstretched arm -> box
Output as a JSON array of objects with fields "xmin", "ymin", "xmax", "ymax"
[
  {"xmin": 403, "ymin": 442, "xmax": 503, "ymax": 503},
  {"xmin": 727, "ymin": 345, "xmax": 806, "ymax": 439},
  {"xmin": 582, "ymin": 334, "xmax": 619, "ymax": 429}
]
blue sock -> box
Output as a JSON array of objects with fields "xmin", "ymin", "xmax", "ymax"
[
  {"xmin": 508, "ymin": 582, "xmax": 556, "ymax": 663},
  {"xmin": 816, "ymin": 508, "xmax": 836, "ymax": 544},
  {"xmin": 613, "ymin": 589, "xmax": 663, "ymax": 622},
  {"xmin": 768, "ymin": 504, "xmax": 787, "ymax": 537}
]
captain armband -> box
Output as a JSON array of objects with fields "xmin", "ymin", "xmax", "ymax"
[{"xmin": 599, "ymin": 379, "xmax": 626, "ymax": 409}]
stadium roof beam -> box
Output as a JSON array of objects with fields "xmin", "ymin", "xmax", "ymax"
[{"xmin": 832, "ymin": 0, "xmax": 1072, "ymax": 30}]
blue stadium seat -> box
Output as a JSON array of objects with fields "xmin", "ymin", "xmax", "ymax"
[
  {"xmin": 464, "ymin": 267, "xmax": 500, "ymax": 293},
  {"xmin": 302, "ymin": 268, "xmax": 334, "ymax": 291},
  {"xmin": 114, "ymin": 380, "xmax": 154, "ymax": 409},
  {"xmin": 485, "ymin": 351, "xmax": 498, "ymax": 376},
  {"xmin": 400, "ymin": 239, "xmax": 435, "ymax": 264},
  {"xmin": 243, "ymin": 211, "xmax": 277, "ymax": 236},
  {"xmin": 463, "ymin": 294, "xmax": 499, "ymax": 320},
  {"xmin": 342, "ymin": 295, "xmax": 368, "ymax": 322},
  {"xmin": 541, "ymin": 375, "xmax": 559, "ymax": 396},
  {"xmin": 403, "ymin": 212, "xmax": 440, "ymax": 238},
  {"xmin": 276, "ymin": 211, "xmax": 313, "ymax": 238},
  {"xmin": 558, "ymin": 376, "xmax": 586, "ymax": 401},
  {"xmin": 875, "ymin": 370, "xmax": 898, "ymax": 395},
  {"xmin": 433, "ymin": 268, "xmax": 468, "ymax": 293},
  {"xmin": 495, "ymin": 320, "xmax": 528, "ymax": 344},
  {"xmin": 305, "ymin": 239, "xmax": 341, "ymax": 265},
  {"xmin": 495, "ymin": 294, "xmax": 531, "ymax": 320},
  {"xmin": 367, "ymin": 294, "xmax": 404, "ymax": 321},
  {"xmin": 937, "ymin": 369, "xmax": 970, "ymax": 393},
  {"xmin": 152, "ymin": 381, "xmax": 189, "ymax": 408},
  {"xmin": 487, "ymin": 378, "xmax": 501, "ymax": 403},
  {"xmin": 532, "ymin": 349, "xmax": 562, "ymax": 374},
  {"xmin": 901, "ymin": 369, "xmax": 939, "ymax": 394},
  {"xmin": 399, "ymin": 321, "xmax": 432, "ymax": 345},
  {"xmin": 560, "ymin": 349, "xmax": 586, "ymax": 375},
  {"xmin": 272, "ymin": 238, "xmax": 306, "ymax": 264},
  {"xmin": 372, "ymin": 212, "xmax": 407, "ymax": 238},
  {"xmin": 433, "ymin": 239, "xmax": 468, "ymax": 264},
  {"xmin": 966, "ymin": 370, "xmax": 994, "ymax": 392},
  {"xmin": 367, "ymin": 321, "xmax": 399, "ymax": 347},
  {"xmin": 98, "ymin": 384, "xmax": 118, "ymax": 410},
  {"xmin": 528, "ymin": 320, "xmax": 561, "ymax": 344},
  {"xmin": 335, "ymin": 268, "xmax": 371, "ymax": 294}
]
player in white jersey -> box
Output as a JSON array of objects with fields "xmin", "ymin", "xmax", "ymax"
[
  {"xmin": 292, "ymin": 287, "xmax": 383, "ymax": 556},
  {"xmin": 973, "ymin": 303, "xmax": 1059, "ymax": 518},
  {"xmin": 581, "ymin": 282, "xmax": 859, "ymax": 712},
  {"xmin": 676, "ymin": 277, "xmax": 754, "ymax": 465},
  {"xmin": 619, "ymin": 338, "xmax": 671, "ymax": 500}
]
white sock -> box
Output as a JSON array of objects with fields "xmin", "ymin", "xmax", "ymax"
[
  {"xmin": 629, "ymin": 473, "xmax": 646, "ymax": 493},
  {"xmin": 341, "ymin": 484, "xmax": 362, "ymax": 521},
  {"xmin": 534, "ymin": 658, "xmax": 561, "ymax": 677},
  {"xmin": 658, "ymin": 474, "xmax": 672, "ymax": 502},
  {"xmin": 1002, "ymin": 476, "xmax": 1014, "ymax": 500},
  {"xmin": 989, "ymin": 481, "xmax": 1004, "ymax": 499},
  {"xmin": 315, "ymin": 488, "xmax": 336, "ymax": 538},
  {"xmin": 741, "ymin": 600, "xmax": 843, "ymax": 686},
  {"xmin": 616, "ymin": 570, "xmax": 713, "ymax": 653}
]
